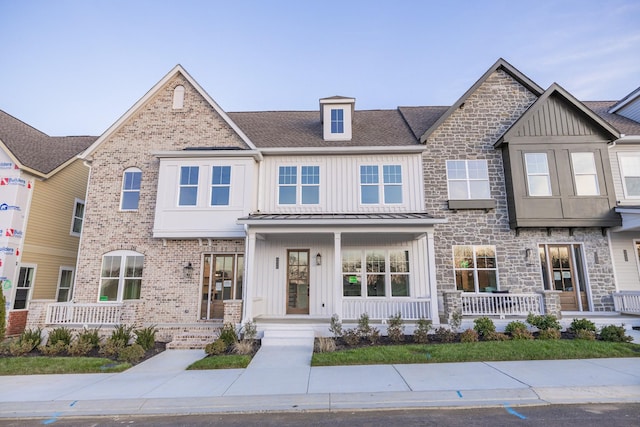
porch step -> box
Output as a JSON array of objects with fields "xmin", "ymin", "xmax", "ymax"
[
  {"xmin": 261, "ymin": 329, "xmax": 315, "ymax": 347},
  {"xmin": 167, "ymin": 329, "xmax": 221, "ymax": 350}
]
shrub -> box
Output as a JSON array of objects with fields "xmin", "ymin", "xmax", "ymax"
[
  {"xmin": 526, "ymin": 313, "xmax": 561, "ymax": 331},
  {"xmin": 574, "ymin": 329, "xmax": 596, "ymax": 340},
  {"xmin": 505, "ymin": 321, "xmax": 528, "ymax": 335},
  {"xmin": 538, "ymin": 328, "xmax": 561, "ymax": 340},
  {"xmin": 39, "ymin": 340, "xmax": 68, "ymax": 356},
  {"xmin": 342, "ymin": 329, "xmax": 361, "ymax": 346},
  {"xmin": 473, "ymin": 317, "xmax": 496, "ymax": 338},
  {"xmin": 413, "ymin": 318, "xmax": 432, "ymax": 344},
  {"xmin": 0, "ymin": 292, "xmax": 6, "ymax": 342},
  {"xmin": 205, "ymin": 339, "xmax": 228, "ymax": 356},
  {"xmin": 460, "ymin": 328, "xmax": 479, "ymax": 343},
  {"xmin": 449, "ymin": 310, "xmax": 462, "ymax": 332},
  {"xmin": 599, "ymin": 325, "xmax": 632, "ymax": 342},
  {"xmin": 219, "ymin": 323, "xmax": 238, "ymax": 346},
  {"xmin": 48, "ymin": 327, "xmax": 73, "ymax": 346},
  {"xmin": 510, "ymin": 329, "xmax": 534, "ymax": 340},
  {"xmin": 569, "ymin": 318, "xmax": 596, "ymax": 334},
  {"xmin": 111, "ymin": 324, "xmax": 135, "ymax": 345},
  {"xmin": 367, "ymin": 328, "xmax": 380, "ymax": 345},
  {"xmin": 315, "ymin": 336, "xmax": 336, "ymax": 353},
  {"xmin": 68, "ymin": 338, "xmax": 94, "ymax": 356},
  {"xmin": 329, "ymin": 314, "xmax": 343, "ymax": 338},
  {"xmin": 118, "ymin": 343, "xmax": 145, "ymax": 363},
  {"xmin": 77, "ymin": 327, "xmax": 101, "ymax": 348},
  {"xmin": 357, "ymin": 313, "xmax": 374, "ymax": 340},
  {"xmin": 485, "ymin": 331, "xmax": 510, "ymax": 341},
  {"xmin": 9, "ymin": 339, "xmax": 35, "ymax": 356},
  {"xmin": 232, "ymin": 340, "xmax": 255, "ymax": 355},
  {"xmin": 241, "ymin": 321, "xmax": 257, "ymax": 341},
  {"xmin": 134, "ymin": 325, "xmax": 157, "ymax": 351},
  {"xmin": 20, "ymin": 327, "xmax": 43, "ymax": 348},
  {"xmin": 433, "ymin": 327, "xmax": 456, "ymax": 343},
  {"xmin": 99, "ymin": 337, "xmax": 126, "ymax": 358},
  {"xmin": 387, "ymin": 313, "xmax": 405, "ymax": 344}
]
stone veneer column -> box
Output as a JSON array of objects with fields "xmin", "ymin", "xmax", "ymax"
[
  {"xmin": 442, "ymin": 289, "xmax": 463, "ymax": 324},
  {"xmin": 538, "ymin": 290, "xmax": 562, "ymax": 318}
]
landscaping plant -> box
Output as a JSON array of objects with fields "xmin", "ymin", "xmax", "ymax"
[
  {"xmin": 526, "ymin": 313, "xmax": 561, "ymax": 331},
  {"xmin": 460, "ymin": 328, "xmax": 479, "ymax": 343},
  {"xmin": 505, "ymin": 321, "xmax": 533, "ymax": 340},
  {"xmin": 386, "ymin": 313, "xmax": 405, "ymax": 344},
  {"xmin": 329, "ymin": 314, "xmax": 343, "ymax": 339},
  {"xmin": 47, "ymin": 327, "xmax": 73, "ymax": 347},
  {"xmin": 219, "ymin": 323, "xmax": 238, "ymax": 346},
  {"xmin": 413, "ymin": 318, "xmax": 432, "ymax": 344},
  {"xmin": 134, "ymin": 325, "xmax": 158, "ymax": 351},
  {"xmin": 599, "ymin": 325, "xmax": 633, "ymax": 342},
  {"xmin": 473, "ymin": 316, "xmax": 496, "ymax": 338},
  {"xmin": 449, "ymin": 309, "xmax": 462, "ymax": 332},
  {"xmin": 117, "ymin": 343, "xmax": 145, "ymax": 363},
  {"xmin": 205, "ymin": 339, "xmax": 228, "ymax": 355},
  {"xmin": 0, "ymin": 292, "xmax": 6, "ymax": 342},
  {"xmin": 111, "ymin": 324, "xmax": 135, "ymax": 346}
]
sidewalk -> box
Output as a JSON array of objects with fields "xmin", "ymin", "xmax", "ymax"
[{"xmin": 1, "ymin": 336, "xmax": 640, "ymax": 419}]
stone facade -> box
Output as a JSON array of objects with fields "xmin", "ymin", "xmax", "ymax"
[{"xmin": 423, "ymin": 70, "xmax": 617, "ymax": 319}]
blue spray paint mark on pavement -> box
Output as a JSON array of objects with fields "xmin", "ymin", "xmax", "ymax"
[
  {"xmin": 503, "ymin": 403, "xmax": 527, "ymax": 419},
  {"xmin": 41, "ymin": 412, "xmax": 61, "ymax": 424},
  {"xmin": 69, "ymin": 401, "xmax": 78, "ymax": 407},
  {"xmin": 456, "ymin": 390, "xmax": 463, "ymax": 398}
]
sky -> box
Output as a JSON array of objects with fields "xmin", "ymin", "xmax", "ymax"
[{"xmin": 1, "ymin": 0, "xmax": 639, "ymax": 136}]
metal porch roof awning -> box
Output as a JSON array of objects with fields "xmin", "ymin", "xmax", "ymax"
[{"xmin": 237, "ymin": 212, "xmax": 446, "ymax": 227}]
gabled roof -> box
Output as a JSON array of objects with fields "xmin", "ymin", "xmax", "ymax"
[
  {"xmin": 496, "ymin": 83, "xmax": 620, "ymax": 147},
  {"xmin": 608, "ymin": 86, "xmax": 640, "ymax": 114},
  {"xmin": 80, "ymin": 65, "xmax": 257, "ymax": 159},
  {"xmin": 0, "ymin": 109, "xmax": 96, "ymax": 177},
  {"xmin": 398, "ymin": 106, "xmax": 449, "ymax": 140},
  {"xmin": 419, "ymin": 58, "xmax": 544, "ymax": 143},
  {"xmin": 585, "ymin": 101, "xmax": 640, "ymax": 136}
]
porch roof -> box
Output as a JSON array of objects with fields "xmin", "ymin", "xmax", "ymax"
[
  {"xmin": 614, "ymin": 206, "xmax": 640, "ymax": 232},
  {"xmin": 237, "ymin": 212, "xmax": 446, "ymax": 227}
]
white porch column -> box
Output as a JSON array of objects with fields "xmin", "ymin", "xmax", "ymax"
[
  {"xmin": 333, "ymin": 232, "xmax": 342, "ymax": 319},
  {"xmin": 242, "ymin": 229, "xmax": 257, "ymax": 323},
  {"xmin": 426, "ymin": 231, "xmax": 440, "ymax": 326}
]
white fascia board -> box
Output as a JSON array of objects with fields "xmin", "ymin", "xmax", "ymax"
[
  {"xmin": 259, "ymin": 146, "xmax": 426, "ymax": 155},
  {"xmin": 615, "ymin": 135, "xmax": 640, "ymax": 144},
  {"xmin": 152, "ymin": 150, "xmax": 263, "ymax": 160},
  {"xmin": 153, "ymin": 230, "xmax": 246, "ymax": 239},
  {"xmin": 236, "ymin": 218, "xmax": 447, "ymax": 227}
]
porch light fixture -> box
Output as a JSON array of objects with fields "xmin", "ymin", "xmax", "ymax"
[
  {"xmin": 316, "ymin": 253, "xmax": 322, "ymax": 266},
  {"xmin": 183, "ymin": 262, "xmax": 193, "ymax": 279},
  {"xmin": 524, "ymin": 248, "xmax": 532, "ymax": 262}
]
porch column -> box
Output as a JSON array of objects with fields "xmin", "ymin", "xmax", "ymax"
[
  {"xmin": 242, "ymin": 229, "xmax": 257, "ymax": 323},
  {"xmin": 333, "ymin": 232, "xmax": 342, "ymax": 319},
  {"xmin": 426, "ymin": 231, "xmax": 440, "ymax": 326}
]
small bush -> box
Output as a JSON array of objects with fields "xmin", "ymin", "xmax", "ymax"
[
  {"xmin": 387, "ymin": 313, "xmax": 405, "ymax": 344},
  {"xmin": 413, "ymin": 318, "xmax": 432, "ymax": 344},
  {"xmin": 538, "ymin": 328, "xmax": 561, "ymax": 340},
  {"xmin": 510, "ymin": 329, "xmax": 534, "ymax": 340},
  {"xmin": 367, "ymin": 328, "xmax": 380, "ymax": 345},
  {"xmin": 460, "ymin": 328, "xmax": 479, "ymax": 343},
  {"xmin": 433, "ymin": 327, "xmax": 456, "ymax": 343},
  {"xmin": 20, "ymin": 328, "xmax": 43, "ymax": 348},
  {"xmin": 48, "ymin": 327, "xmax": 73, "ymax": 346},
  {"xmin": 134, "ymin": 325, "xmax": 157, "ymax": 351},
  {"xmin": 9, "ymin": 339, "xmax": 35, "ymax": 356},
  {"xmin": 599, "ymin": 325, "xmax": 632, "ymax": 342},
  {"xmin": 574, "ymin": 329, "xmax": 596, "ymax": 340},
  {"xmin": 0, "ymin": 292, "xmax": 6, "ymax": 342},
  {"xmin": 99, "ymin": 337, "xmax": 126, "ymax": 358},
  {"xmin": 357, "ymin": 313, "xmax": 374, "ymax": 339},
  {"xmin": 315, "ymin": 336, "xmax": 336, "ymax": 353},
  {"xmin": 205, "ymin": 339, "xmax": 228, "ymax": 356},
  {"xmin": 68, "ymin": 338, "xmax": 95, "ymax": 356},
  {"xmin": 219, "ymin": 323, "xmax": 238, "ymax": 346},
  {"xmin": 342, "ymin": 329, "xmax": 361, "ymax": 346},
  {"xmin": 77, "ymin": 328, "xmax": 101, "ymax": 348},
  {"xmin": 329, "ymin": 314, "xmax": 343, "ymax": 338},
  {"xmin": 111, "ymin": 325, "xmax": 135, "ymax": 345},
  {"xmin": 118, "ymin": 343, "xmax": 145, "ymax": 363},
  {"xmin": 241, "ymin": 321, "xmax": 257, "ymax": 341},
  {"xmin": 485, "ymin": 331, "xmax": 510, "ymax": 341},
  {"xmin": 569, "ymin": 318, "xmax": 596, "ymax": 334},
  {"xmin": 505, "ymin": 321, "xmax": 528, "ymax": 335},
  {"xmin": 232, "ymin": 340, "xmax": 255, "ymax": 355},
  {"xmin": 527, "ymin": 313, "xmax": 561, "ymax": 331},
  {"xmin": 449, "ymin": 310, "xmax": 462, "ymax": 332},
  {"xmin": 473, "ymin": 317, "xmax": 496, "ymax": 338},
  {"xmin": 39, "ymin": 340, "xmax": 68, "ymax": 356}
]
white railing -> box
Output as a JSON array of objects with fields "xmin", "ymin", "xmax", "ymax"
[
  {"xmin": 613, "ymin": 292, "xmax": 640, "ymax": 315},
  {"xmin": 45, "ymin": 303, "xmax": 123, "ymax": 325},
  {"xmin": 461, "ymin": 293, "xmax": 543, "ymax": 316},
  {"xmin": 342, "ymin": 298, "xmax": 431, "ymax": 320}
]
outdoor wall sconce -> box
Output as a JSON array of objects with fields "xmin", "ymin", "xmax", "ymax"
[
  {"xmin": 183, "ymin": 262, "xmax": 193, "ymax": 279},
  {"xmin": 316, "ymin": 253, "xmax": 322, "ymax": 266},
  {"xmin": 524, "ymin": 248, "xmax": 532, "ymax": 262}
]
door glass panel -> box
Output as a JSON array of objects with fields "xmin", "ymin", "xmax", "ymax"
[
  {"xmin": 200, "ymin": 255, "xmax": 212, "ymax": 319},
  {"xmin": 287, "ymin": 250, "xmax": 309, "ymax": 313}
]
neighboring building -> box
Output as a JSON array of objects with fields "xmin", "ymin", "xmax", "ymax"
[{"xmin": 0, "ymin": 109, "xmax": 95, "ymax": 335}]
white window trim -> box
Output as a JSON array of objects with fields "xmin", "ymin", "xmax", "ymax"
[
  {"xmin": 98, "ymin": 250, "xmax": 143, "ymax": 302},
  {"xmin": 14, "ymin": 264, "xmax": 37, "ymax": 310},
  {"xmin": 452, "ymin": 245, "xmax": 498, "ymax": 293},
  {"xmin": 277, "ymin": 165, "xmax": 321, "ymax": 206},
  {"xmin": 70, "ymin": 198, "xmax": 85, "ymax": 236},
  {"xmin": 359, "ymin": 164, "xmax": 403, "ymax": 205},
  {"xmin": 178, "ymin": 166, "xmax": 199, "ymax": 207},
  {"xmin": 524, "ymin": 153, "xmax": 552, "ymax": 197},
  {"xmin": 446, "ymin": 159, "xmax": 490, "ymax": 199},
  {"xmin": 618, "ymin": 152, "xmax": 640, "ymax": 199},
  {"xmin": 55, "ymin": 266, "xmax": 75, "ymax": 302},
  {"xmin": 120, "ymin": 167, "xmax": 142, "ymax": 211},
  {"xmin": 210, "ymin": 165, "xmax": 232, "ymax": 207},
  {"xmin": 634, "ymin": 240, "xmax": 640, "ymax": 283},
  {"xmin": 571, "ymin": 152, "xmax": 600, "ymax": 196},
  {"xmin": 341, "ymin": 249, "xmax": 411, "ymax": 298}
]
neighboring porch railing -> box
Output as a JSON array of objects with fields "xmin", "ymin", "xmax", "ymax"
[
  {"xmin": 342, "ymin": 298, "xmax": 431, "ymax": 320},
  {"xmin": 613, "ymin": 292, "xmax": 640, "ymax": 315},
  {"xmin": 461, "ymin": 293, "xmax": 543, "ymax": 316},
  {"xmin": 45, "ymin": 303, "xmax": 123, "ymax": 325}
]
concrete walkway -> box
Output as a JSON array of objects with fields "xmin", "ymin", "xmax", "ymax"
[{"xmin": 1, "ymin": 334, "xmax": 640, "ymax": 419}]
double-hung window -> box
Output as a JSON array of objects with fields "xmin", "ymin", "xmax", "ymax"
[
  {"xmin": 99, "ymin": 251, "xmax": 143, "ymax": 301},
  {"xmin": 360, "ymin": 165, "xmax": 403, "ymax": 204},
  {"xmin": 211, "ymin": 166, "xmax": 231, "ymax": 206},
  {"xmin": 619, "ymin": 153, "xmax": 640, "ymax": 198},
  {"xmin": 524, "ymin": 153, "xmax": 552, "ymax": 196},
  {"xmin": 56, "ymin": 268, "xmax": 74, "ymax": 302},
  {"xmin": 13, "ymin": 266, "xmax": 35, "ymax": 309},
  {"xmin": 278, "ymin": 166, "xmax": 297, "ymax": 204},
  {"xmin": 331, "ymin": 109, "xmax": 344, "ymax": 134},
  {"xmin": 571, "ymin": 152, "xmax": 599, "ymax": 196},
  {"xmin": 278, "ymin": 166, "xmax": 320, "ymax": 205},
  {"xmin": 179, "ymin": 166, "xmax": 199, "ymax": 206},
  {"xmin": 446, "ymin": 160, "xmax": 490, "ymax": 199},
  {"xmin": 383, "ymin": 165, "xmax": 403, "ymax": 203},
  {"xmin": 453, "ymin": 245, "xmax": 497, "ymax": 293},
  {"xmin": 301, "ymin": 166, "xmax": 320, "ymax": 204},
  {"xmin": 360, "ymin": 165, "xmax": 379, "ymax": 204},
  {"xmin": 70, "ymin": 199, "xmax": 85, "ymax": 235},
  {"xmin": 121, "ymin": 168, "xmax": 142, "ymax": 210}
]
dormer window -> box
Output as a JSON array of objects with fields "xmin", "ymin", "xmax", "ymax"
[
  {"xmin": 331, "ymin": 109, "xmax": 344, "ymax": 134},
  {"xmin": 320, "ymin": 96, "xmax": 355, "ymax": 141}
]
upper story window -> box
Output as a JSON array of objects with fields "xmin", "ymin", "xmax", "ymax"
[
  {"xmin": 70, "ymin": 199, "xmax": 85, "ymax": 236},
  {"xmin": 211, "ymin": 166, "xmax": 231, "ymax": 206},
  {"xmin": 172, "ymin": 85, "xmax": 185, "ymax": 109},
  {"xmin": 619, "ymin": 153, "xmax": 640, "ymax": 198},
  {"xmin": 179, "ymin": 166, "xmax": 199, "ymax": 206},
  {"xmin": 331, "ymin": 109, "xmax": 344, "ymax": 134},
  {"xmin": 446, "ymin": 160, "xmax": 490, "ymax": 199},
  {"xmin": 121, "ymin": 168, "xmax": 142, "ymax": 210},
  {"xmin": 278, "ymin": 165, "xmax": 320, "ymax": 205},
  {"xmin": 524, "ymin": 153, "xmax": 552, "ymax": 196},
  {"xmin": 453, "ymin": 245, "xmax": 497, "ymax": 293},
  {"xmin": 360, "ymin": 165, "xmax": 403, "ymax": 204},
  {"xmin": 99, "ymin": 250, "xmax": 143, "ymax": 302},
  {"xmin": 571, "ymin": 152, "xmax": 599, "ymax": 196}
]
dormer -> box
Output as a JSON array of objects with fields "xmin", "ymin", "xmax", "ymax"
[{"xmin": 320, "ymin": 96, "xmax": 355, "ymax": 141}]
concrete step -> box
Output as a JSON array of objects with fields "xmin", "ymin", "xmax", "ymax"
[
  {"xmin": 167, "ymin": 331, "xmax": 220, "ymax": 350},
  {"xmin": 261, "ymin": 329, "xmax": 315, "ymax": 347}
]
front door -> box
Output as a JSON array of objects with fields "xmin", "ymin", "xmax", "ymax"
[
  {"xmin": 539, "ymin": 244, "xmax": 589, "ymax": 311},
  {"xmin": 287, "ymin": 249, "xmax": 309, "ymax": 315},
  {"xmin": 200, "ymin": 254, "xmax": 244, "ymax": 320}
]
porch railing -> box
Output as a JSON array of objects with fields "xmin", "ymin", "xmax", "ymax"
[
  {"xmin": 45, "ymin": 303, "xmax": 123, "ymax": 325},
  {"xmin": 342, "ymin": 298, "xmax": 431, "ymax": 321},
  {"xmin": 613, "ymin": 292, "xmax": 640, "ymax": 315},
  {"xmin": 461, "ymin": 293, "xmax": 543, "ymax": 316}
]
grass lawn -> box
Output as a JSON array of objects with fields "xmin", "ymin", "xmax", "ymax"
[
  {"xmin": 311, "ymin": 340, "xmax": 640, "ymax": 366},
  {"xmin": 187, "ymin": 354, "xmax": 252, "ymax": 370},
  {"xmin": 0, "ymin": 357, "xmax": 130, "ymax": 375}
]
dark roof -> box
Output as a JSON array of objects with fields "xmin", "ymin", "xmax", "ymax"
[
  {"xmin": 398, "ymin": 106, "xmax": 449, "ymax": 139},
  {"xmin": 228, "ymin": 109, "xmax": 420, "ymax": 148},
  {"xmin": 240, "ymin": 213, "xmax": 439, "ymax": 221},
  {"xmin": 0, "ymin": 109, "xmax": 97, "ymax": 175},
  {"xmin": 583, "ymin": 101, "xmax": 640, "ymax": 136}
]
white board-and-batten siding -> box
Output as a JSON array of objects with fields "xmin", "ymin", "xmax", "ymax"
[
  {"xmin": 609, "ymin": 231, "xmax": 640, "ymax": 291},
  {"xmin": 259, "ymin": 153, "xmax": 425, "ymax": 213},
  {"xmin": 610, "ymin": 145, "xmax": 640, "ymax": 205}
]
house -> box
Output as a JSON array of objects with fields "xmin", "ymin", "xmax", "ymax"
[
  {"xmin": 0, "ymin": 109, "xmax": 95, "ymax": 335},
  {"xmin": 44, "ymin": 59, "xmax": 639, "ymax": 346}
]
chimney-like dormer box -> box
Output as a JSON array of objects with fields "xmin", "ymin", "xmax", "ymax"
[{"xmin": 320, "ymin": 96, "xmax": 355, "ymax": 141}]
